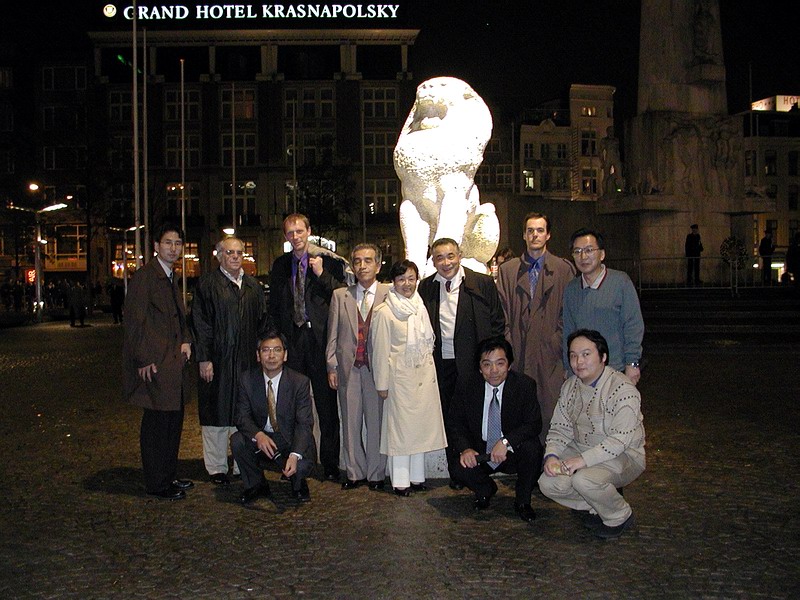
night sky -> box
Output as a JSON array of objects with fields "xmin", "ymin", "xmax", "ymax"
[{"xmin": 3, "ymin": 1, "xmax": 798, "ymax": 122}]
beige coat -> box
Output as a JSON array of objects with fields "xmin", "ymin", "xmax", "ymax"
[
  {"xmin": 496, "ymin": 252, "xmax": 575, "ymax": 443},
  {"xmin": 370, "ymin": 302, "xmax": 447, "ymax": 456}
]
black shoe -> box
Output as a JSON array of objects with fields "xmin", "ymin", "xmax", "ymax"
[
  {"xmin": 240, "ymin": 482, "xmax": 271, "ymax": 505},
  {"xmin": 473, "ymin": 480, "xmax": 498, "ymax": 510},
  {"xmin": 292, "ymin": 480, "xmax": 311, "ymax": 503},
  {"xmin": 410, "ymin": 482, "xmax": 428, "ymax": 492},
  {"xmin": 171, "ymin": 479, "xmax": 194, "ymax": 490},
  {"xmin": 148, "ymin": 486, "xmax": 186, "ymax": 500},
  {"xmin": 449, "ymin": 479, "xmax": 465, "ymax": 491},
  {"xmin": 341, "ymin": 478, "xmax": 366, "ymax": 490},
  {"xmin": 579, "ymin": 512, "xmax": 604, "ymax": 530},
  {"xmin": 368, "ymin": 480, "xmax": 385, "ymax": 491},
  {"xmin": 210, "ymin": 473, "xmax": 230, "ymax": 486},
  {"xmin": 594, "ymin": 514, "xmax": 635, "ymax": 539},
  {"xmin": 514, "ymin": 503, "xmax": 537, "ymax": 523},
  {"xmin": 323, "ymin": 468, "xmax": 340, "ymax": 482},
  {"xmin": 393, "ymin": 487, "xmax": 411, "ymax": 497}
]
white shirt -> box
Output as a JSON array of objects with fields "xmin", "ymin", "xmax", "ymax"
[
  {"xmin": 220, "ymin": 266, "xmax": 244, "ymax": 289},
  {"xmin": 261, "ymin": 369, "xmax": 302, "ymax": 459},
  {"xmin": 157, "ymin": 256, "xmax": 174, "ymax": 280},
  {"xmin": 434, "ymin": 266, "xmax": 464, "ymax": 360},
  {"xmin": 481, "ymin": 379, "xmax": 506, "ymax": 441},
  {"xmin": 356, "ymin": 280, "xmax": 378, "ymax": 313},
  {"xmin": 581, "ymin": 264, "xmax": 607, "ymax": 289}
]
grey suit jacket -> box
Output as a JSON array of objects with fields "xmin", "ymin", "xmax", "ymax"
[
  {"xmin": 326, "ymin": 282, "xmax": 390, "ymax": 386},
  {"xmin": 235, "ymin": 366, "xmax": 316, "ymax": 459}
]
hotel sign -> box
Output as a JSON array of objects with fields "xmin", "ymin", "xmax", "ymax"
[{"xmin": 103, "ymin": 3, "xmax": 400, "ymax": 20}]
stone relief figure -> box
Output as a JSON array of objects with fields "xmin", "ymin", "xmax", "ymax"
[
  {"xmin": 393, "ymin": 76, "xmax": 499, "ymax": 276},
  {"xmin": 692, "ymin": 0, "xmax": 719, "ymax": 65},
  {"xmin": 600, "ymin": 126, "xmax": 625, "ymax": 196}
]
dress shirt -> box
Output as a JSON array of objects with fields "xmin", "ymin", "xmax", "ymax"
[
  {"xmin": 220, "ymin": 266, "xmax": 243, "ymax": 289},
  {"xmin": 581, "ymin": 264, "xmax": 608, "ymax": 289},
  {"xmin": 481, "ymin": 379, "xmax": 507, "ymax": 441},
  {"xmin": 156, "ymin": 256, "xmax": 173, "ymax": 280},
  {"xmin": 357, "ymin": 281, "xmax": 378, "ymax": 312},
  {"xmin": 261, "ymin": 369, "xmax": 301, "ymax": 459},
  {"xmin": 434, "ymin": 266, "xmax": 464, "ymax": 360}
]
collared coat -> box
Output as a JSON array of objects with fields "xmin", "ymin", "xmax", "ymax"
[
  {"xmin": 123, "ymin": 258, "xmax": 192, "ymax": 411},
  {"xmin": 190, "ymin": 268, "xmax": 269, "ymax": 427},
  {"xmin": 496, "ymin": 253, "xmax": 575, "ymax": 443}
]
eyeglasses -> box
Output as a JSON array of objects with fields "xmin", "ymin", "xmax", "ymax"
[
  {"xmin": 224, "ymin": 250, "xmax": 244, "ymax": 256},
  {"xmin": 571, "ymin": 247, "xmax": 598, "ymax": 258},
  {"xmin": 258, "ymin": 346, "xmax": 284, "ymax": 354}
]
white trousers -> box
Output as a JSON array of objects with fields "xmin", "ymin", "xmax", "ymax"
[
  {"xmin": 201, "ymin": 425, "xmax": 239, "ymax": 475},
  {"xmin": 387, "ymin": 453, "xmax": 425, "ymax": 489}
]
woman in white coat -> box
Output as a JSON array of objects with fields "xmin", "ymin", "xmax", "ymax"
[{"xmin": 370, "ymin": 260, "xmax": 447, "ymax": 496}]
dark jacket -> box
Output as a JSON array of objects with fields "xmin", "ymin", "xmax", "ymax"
[
  {"xmin": 418, "ymin": 266, "xmax": 505, "ymax": 382},
  {"xmin": 191, "ymin": 268, "xmax": 269, "ymax": 426}
]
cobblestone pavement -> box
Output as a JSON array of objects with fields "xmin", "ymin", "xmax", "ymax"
[{"xmin": 1, "ymin": 317, "xmax": 798, "ymax": 599}]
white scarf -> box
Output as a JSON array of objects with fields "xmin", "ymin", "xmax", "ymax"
[{"xmin": 384, "ymin": 287, "xmax": 435, "ymax": 367}]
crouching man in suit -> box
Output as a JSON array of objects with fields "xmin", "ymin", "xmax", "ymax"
[
  {"xmin": 231, "ymin": 332, "xmax": 316, "ymax": 504},
  {"xmin": 448, "ymin": 336, "xmax": 543, "ymax": 523}
]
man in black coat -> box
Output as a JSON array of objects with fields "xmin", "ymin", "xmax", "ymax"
[
  {"xmin": 418, "ymin": 238, "xmax": 505, "ymax": 488},
  {"xmin": 268, "ymin": 214, "xmax": 346, "ymax": 481},
  {"xmin": 191, "ymin": 236, "xmax": 269, "ymax": 485},
  {"xmin": 448, "ymin": 336, "xmax": 542, "ymax": 522},
  {"xmin": 231, "ymin": 332, "xmax": 316, "ymax": 504}
]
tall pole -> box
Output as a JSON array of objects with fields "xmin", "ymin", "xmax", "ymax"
[
  {"xmin": 143, "ymin": 27, "xmax": 150, "ymax": 258},
  {"xmin": 132, "ymin": 0, "xmax": 141, "ymax": 268},
  {"xmin": 180, "ymin": 58, "xmax": 187, "ymax": 306},
  {"xmin": 360, "ymin": 92, "xmax": 366, "ymax": 242},
  {"xmin": 292, "ymin": 102, "xmax": 297, "ymax": 213},
  {"xmin": 231, "ymin": 82, "xmax": 237, "ymax": 232},
  {"xmin": 34, "ymin": 215, "xmax": 42, "ymax": 322}
]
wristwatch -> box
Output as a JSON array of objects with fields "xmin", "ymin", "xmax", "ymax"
[{"xmin": 627, "ymin": 361, "xmax": 640, "ymax": 369}]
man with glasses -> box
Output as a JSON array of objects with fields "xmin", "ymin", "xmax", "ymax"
[
  {"xmin": 231, "ymin": 333, "xmax": 316, "ymax": 504},
  {"xmin": 562, "ymin": 228, "xmax": 644, "ymax": 385},
  {"xmin": 191, "ymin": 237, "xmax": 269, "ymax": 486}
]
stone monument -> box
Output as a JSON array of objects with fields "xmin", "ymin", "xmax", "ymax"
[{"xmin": 394, "ymin": 76, "xmax": 499, "ymax": 276}]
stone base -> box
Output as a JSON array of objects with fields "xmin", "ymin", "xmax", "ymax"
[{"xmin": 425, "ymin": 449, "xmax": 449, "ymax": 479}]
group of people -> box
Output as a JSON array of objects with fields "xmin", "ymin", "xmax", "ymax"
[{"xmin": 123, "ymin": 211, "xmax": 646, "ymax": 540}]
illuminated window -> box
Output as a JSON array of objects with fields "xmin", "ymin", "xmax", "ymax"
[
  {"xmin": 581, "ymin": 168, "xmax": 598, "ymax": 195},
  {"xmin": 523, "ymin": 170, "xmax": 535, "ymax": 191},
  {"xmin": 166, "ymin": 183, "xmax": 200, "ymax": 217},
  {"xmin": 165, "ymin": 89, "xmax": 200, "ymax": 121},
  {"xmin": 221, "ymin": 87, "xmax": 255, "ymax": 120},
  {"xmin": 764, "ymin": 150, "xmax": 777, "ymax": 176},
  {"xmin": 496, "ymin": 164, "xmax": 513, "ymax": 187},
  {"xmin": 221, "ymin": 133, "xmax": 256, "ymax": 167},
  {"xmin": 581, "ymin": 106, "xmax": 597, "ymax": 117},
  {"xmin": 50, "ymin": 224, "xmax": 87, "ymax": 261},
  {"xmin": 223, "ymin": 181, "xmax": 257, "ymax": 216},
  {"xmin": 109, "ymin": 90, "xmax": 132, "ymax": 123},
  {"xmin": 365, "ymin": 179, "xmax": 399, "ymax": 214},
  {"xmin": 173, "ymin": 242, "xmax": 201, "ymax": 278},
  {"xmin": 42, "ymin": 66, "xmax": 86, "ymax": 91},
  {"xmin": 580, "ymin": 130, "xmax": 597, "ymax": 156},
  {"xmin": 363, "ymin": 87, "xmax": 397, "ymax": 118},
  {"xmin": 364, "ymin": 131, "xmax": 394, "ymax": 166},
  {"xmin": 165, "ymin": 134, "xmax": 201, "ymax": 168}
]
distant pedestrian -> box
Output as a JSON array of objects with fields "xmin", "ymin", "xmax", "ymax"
[
  {"xmin": 109, "ymin": 281, "xmax": 125, "ymax": 324},
  {"xmin": 784, "ymin": 232, "xmax": 799, "ymax": 287},
  {"xmin": 759, "ymin": 231, "xmax": 775, "ymax": 285},
  {"xmin": 68, "ymin": 282, "xmax": 88, "ymax": 327},
  {"xmin": 685, "ymin": 224, "xmax": 703, "ymax": 286}
]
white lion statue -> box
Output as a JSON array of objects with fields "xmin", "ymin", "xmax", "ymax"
[{"xmin": 393, "ymin": 76, "xmax": 500, "ymax": 276}]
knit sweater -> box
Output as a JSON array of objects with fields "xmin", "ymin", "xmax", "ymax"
[
  {"xmin": 562, "ymin": 267, "xmax": 644, "ymax": 372},
  {"xmin": 545, "ymin": 367, "xmax": 645, "ymax": 470}
]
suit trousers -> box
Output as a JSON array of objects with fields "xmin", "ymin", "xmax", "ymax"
[
  {"xmin": 451, "ymin": 438, "xmax": 541, "ymax": 505},
  {"xmin": 201, "ymin": 425, "xmax": 239, "ymax": 476},
  {"xmin": 435, "ymin": 358, "xmax": 459, "ymax": 479},
  {"xmin": 537, "ymin": 443, "xmax": 644, "ymax": 527},
  {"xmin": 230, "ymin": 430, "xmax": 313, "ymax": 493},
  {"xmin": 340, "ymin": 365, "xmax": 386, "ymax": 482},
  {"xmin": 140, "ymin": 406, "xmax": 184, "ymax": 493},
  {"xmin": 287, "ymin": 324, "xmax": 340, "ymax": 473}
]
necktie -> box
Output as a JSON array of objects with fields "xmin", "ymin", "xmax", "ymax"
[
  {"xmin": 445, "ymin": 280, "xmax": 451, "ymax": 293},
  {"xmin": 486, "ymin": 387, "xmax": 502, "ymax": 469},
  {"xmin": 360, "ymin": 289, "xmax": 370, "ymax": 320},
  {"xmin": 292, "ymin": 260, "xmax": 305, "ymax": 326},
  {"xmin": 529, "ymin": 261, "xmax": 540, "ymax": 299},
  {"xmin": 169, "ymin": 272, "xmax": 174, "ymax": 284},
  {"xmin": 267, "ymin": 380, "xmax": 279, "ymax": 432}
]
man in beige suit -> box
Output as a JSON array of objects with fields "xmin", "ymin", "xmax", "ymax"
[{"xmin": 326, "ymin": 243, "xmax": 390, "ymax": 490}]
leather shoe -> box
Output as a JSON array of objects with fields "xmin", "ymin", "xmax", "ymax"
[
  {"xmin": 171, "ymin": 479, "xmax": 194, "ymax": 490},
  {"xmin": 594, "ymin": 514, "xmax": 635, "ymax": 539},
  {"xmin": 210, "ymin": 473, "xmax": 230, "ymax": 486},
  {"xmin": 148, "ymin": 486, "xmax": 186, "ymax": 500},
  {"xmin": 323, "ymin": 468, "xmax": 340, "ymax": 482},
  {"xmin": 473, "ymin": 480, "xmax": 498, "ymax": 510},
  {"xmin": 579, "ymin": 511, "xmax": 603, "ymax": 530},
  {"xmin": 368, "ymin": 480, "xmax": 385, "ymax": 491},
  {"xmin": 240, "ymin": 482, "xmax": 271, "ymax": 505},
  {"xmin": 292, "ymin": 480, "xmax": 311, "ymax": 502},
  {"xmin": 341, "ymin": 478, "xmax": 366, "ymax": 490},
  {"xmin": 410, "ymin": 482, "xmax": 428, "ymax": 492},
  {"xmin": 514, "ymin": 503, "xmax": 537, "ymax": 523},
  {"xmin": 393, "ymin": 487, "xmax": 411, "ymax": 497},
  {"xmin": 449, "ymin": 479, "xmax": 465, "ymax": 491}
]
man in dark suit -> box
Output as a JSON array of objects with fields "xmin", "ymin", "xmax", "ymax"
[
  {"xmin": 448, "ymin": 336, "xmax": 542, "ymax": 522},
  {"xmin": 123, "ymin": 223, "xmax": 194, "ymax": 500},
  {"xmin": 269, "ymin": 213, "xmax": 346, "ymax": 482},
  {"xmin": 418, "ymin": 238, "xmax": 505, "ymax": 488},
  {"xmin": 231, "ymin": 332, "xmax": 317, "ymax": 504}
]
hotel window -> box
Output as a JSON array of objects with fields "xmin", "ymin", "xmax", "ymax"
[
  {"xmin": 109, "ymin": 91, "xmax": 132, "ymax": 123},
  {"xmin": 554, "ymin": 169, "xmax": 569, "ymax": 190},
  {"xmin": 474, "ymin": 166, "xmax": 491, "ymax": 187},
  {"xmin": 43, "ymin": 146, "xmax": 87, "ymax": 170},
  {"xmin": 523, "ymin": 143, "xmax": 535, "ymax": 167},
  {"xmin": 109, "ymin": 135, "xmax": 133, "ymax": 170},
  {"xmin": 301, "ymin": 132, "xmax": 334, "ymax": 166},
  {"xmin": 221, "ymin": 87, "xmax": 256, "ymax": 120},
  {"xmin": 496, "ymin": 164, "xmax": 512, "ymax": 188},
  {"xmin": 165, "ymin": 89, "xmax": 200, "ymax": 121},
  {"xmin": 42, "ymin": 66, "xmax": 86, "ymax": 91},
  {"xmin": 365, "ymin": 179, "xmax": 399, "ymax": 214},
  {"xmin": 582, "ymin": 168, "xmax": 598, "ymax": 195},
  {"xmin": 51, "ymin": 224, "xmax": 87, "ymax": 261},
  {"xmin": 363, "ymin": 87, "xmax": 397, "ymax": 118},
  {"xmin": 523, "ymin": 170, "xmax": 535, "ymax": 191},
  {"xmin": 165, "ymin": 134, "xmax": 201, "ymax": 168},
  {"xmin": 557, "ymin": 143, "xmax": 568, "ymax": 159},
  {"xmin": 788, "ymin": 151, "xmax": 798, "ymax": 177},
  {"xmin": 166, "ymin": 183, "xmax": 201, "ymax": 217},
  {"xmin": 581, "ymin": 106, "xmax": 597, "ymax": 117},
  {"xmin": 221, "ymin": 132, "xmax": 256, "ymax": 167},
  {"xmin": 764, "ymin": 150, "xmax": 777, "ymax": 176},
  {"xmin": 540, "ymin": 143, "xmax": 551, "ymax": 160},
  {"xmin": 222, "ymin": 181, "xmax": 257, "ymax": 216},
  {"xmin": 364, "ymin": 131, "xmax": 394, "ymax": 166},
  {"xmin": 174, "ymin": 242, "xmax": 201, "ymax": 278},
  {"xmin": 745, "ymin": 150, "xmax": 756, "ymax": 177},
  {"xmin": 788, "ymin": 185, "xmax": 798, "ymax": 211},
  {"xmin": 486, "ymin": 139, "xmax": 501, "ymax": 153},
  {"xmin": 580, "ymin": 130, "xmax": 597, "ymax": 156}
]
